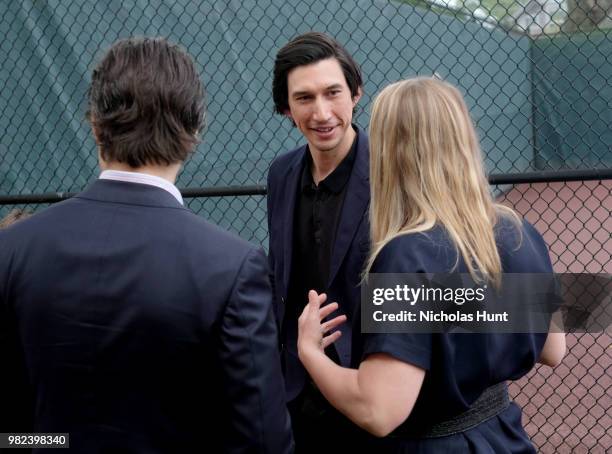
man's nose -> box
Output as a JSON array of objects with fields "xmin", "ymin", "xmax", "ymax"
[{"xmin": 312, "ymin": 98, "xmax": 332, "ymax": 121}]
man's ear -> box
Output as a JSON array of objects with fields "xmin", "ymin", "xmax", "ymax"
[
  {"xmin": 90, "ymin": 122, "xmax": 102, "ymax": 145},
  {"xmin": 352, "ymin": 87, "xmax": 363, "ymax": 106},
  {"xmin": 90, "ymin": 123, "xmax": 107, "ymax": 169},
  {"xmin": 97, "ymin": 148, "xmax": 107, "ymax": 170}
]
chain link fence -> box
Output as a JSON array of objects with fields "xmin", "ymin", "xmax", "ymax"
[
  {"xmin": 0, "ymin": 1, "xmax": 610, "ymax": 451},
  {"xmin": 496, "ymin": 180, "xmax": 610, "ymax": 452}
]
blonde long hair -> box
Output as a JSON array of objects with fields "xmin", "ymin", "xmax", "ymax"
[{"xmin": 366, "ymin": 78, "xmax": 519, "ymax": 288}]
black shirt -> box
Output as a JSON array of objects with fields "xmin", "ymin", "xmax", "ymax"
[{"xmin": 285, "ymin": 133, "xmax": 358, "ymax": 361}]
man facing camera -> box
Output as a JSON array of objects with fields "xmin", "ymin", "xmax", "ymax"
[
  {"xmin": 267, "ymin": 32, "xmax": 371, "ymax": 451},
  {"xmin": 0, "ymin": 37, "xmax": 292, "ymax": 453}
]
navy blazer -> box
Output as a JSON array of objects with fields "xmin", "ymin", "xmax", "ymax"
[
  {"xmin": 0, "ymin": 179, "xmax": 293, "ymax": 453},
  {"xmin": 267, "ymin": 128, "xmax": 370, "ymax": 401}
]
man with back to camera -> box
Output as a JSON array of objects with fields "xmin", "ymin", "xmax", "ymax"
[
  {"xmin": 0, "ymin": 37, "xmax": 293, "ymax": 453},
  {"xmin": 267, "ymin": 32, "xmax": 371, "ymax": 451}
]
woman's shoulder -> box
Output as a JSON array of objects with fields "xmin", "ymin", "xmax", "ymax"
[
  {"xmin": 494, "ymin": 215, "xmax": 553, "ymax": 273},
  {"xmin": 371, "ymin": 226, "xmax": 458, "ymax": 274},
  {"xmin": 371, "ymin": 217, "xmax": 552, "ymax": 274}
]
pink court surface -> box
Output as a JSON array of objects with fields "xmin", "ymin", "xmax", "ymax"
[{"xmin": 499, "ymin": 180, "xmax": 611, "ymax": 453}]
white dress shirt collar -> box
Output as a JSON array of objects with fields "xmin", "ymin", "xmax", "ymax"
[{"xmin": 99, "ymin": 170, "xmax": 184, "ymax": 205}]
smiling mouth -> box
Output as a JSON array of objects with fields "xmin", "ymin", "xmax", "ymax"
[{"xmin": 313, "ymin": 126, "xmax": 335, "ymax": 133}]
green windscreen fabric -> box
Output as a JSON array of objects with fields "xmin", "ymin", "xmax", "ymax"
[
  {"xmin": 532, "ymin": 31, "xmax": 612, "ymax": 170},
  {"xmin": 0, "ymin": 0, "xmax": 534, "ymax": 240},
  {"xmin": 0, "ymin": 0, "xmax": 531, "ymax": 195}
]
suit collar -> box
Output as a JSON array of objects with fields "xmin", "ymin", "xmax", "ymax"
[
  {"xmin": 99, "ymin": 170, "xmax": 184, "ymax": 205},
  {"xmin": 75, "ymin": 179, "xmax": 186, "ymax": 210}
]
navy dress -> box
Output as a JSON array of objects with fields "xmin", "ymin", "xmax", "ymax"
[{"xmin": 353, "ymin": 218, "xmax": 553, "ymax": 453}]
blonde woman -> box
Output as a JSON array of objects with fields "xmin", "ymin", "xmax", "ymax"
[{"xmin": 297, "ymin": 78, "xmax": 565, "ymax": 452}]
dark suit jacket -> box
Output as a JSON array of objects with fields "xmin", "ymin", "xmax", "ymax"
[
  {"xmin": 267, "ymin": 128, "xmax": 370, "ymax": 401},
  {"xmin": 0, "ymin": 179, "xmax": 293, "ymax": 453}
]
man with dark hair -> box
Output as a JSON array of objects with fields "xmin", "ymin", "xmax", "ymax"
[
  {"xmin": 0, "ymin": 37, "xmax": 292, "ymax": 453},
  {"xmin": 268, "ymin": 32, "xmax": 371, "ymax": 451}
]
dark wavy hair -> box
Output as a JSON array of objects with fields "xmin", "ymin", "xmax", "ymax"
[
  {"xmin": 87, "ymin": 37, "xmax": 205, "ymax": 167},
  {"xmin": 272, "ymin": 32, "xmax": 363, "ymax": 115}
]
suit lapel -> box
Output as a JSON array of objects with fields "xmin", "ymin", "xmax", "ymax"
[
  {"xmin": 280, "ymin": 147, "xmax": 306, "ymax": 294},
  {"xmin": 327, "ymin": 130, "xmax": 370, "ymax": 287}
]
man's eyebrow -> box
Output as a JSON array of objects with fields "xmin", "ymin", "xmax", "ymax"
[
  {"xmin": 291, "ymin": 90, "xmax": 313, "ymax": 98},
  {"xmin": 291, "ymin": 84, "xmax": 344, "ymax": 98}
]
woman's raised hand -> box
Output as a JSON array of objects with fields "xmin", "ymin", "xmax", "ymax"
[{"xmin": 297, "ymin": 290, "xmax": 347, "ymax": 360}]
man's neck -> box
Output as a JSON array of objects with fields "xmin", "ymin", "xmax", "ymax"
[
  {"xmin": 99, "ymin": 161, "xmax": 181, "ymax": 184},
  {"xmin": 309, "ymin": 126, "xmax": 356, "ymax": 185}
]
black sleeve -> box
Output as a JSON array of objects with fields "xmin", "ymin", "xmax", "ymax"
[
  {"xmin": 362, "ymin": 235, "xmax": 433, "ymax": 371},
  {"xmin": 0, "ymin": 233, "xmax": 34, "ymax": 435}
]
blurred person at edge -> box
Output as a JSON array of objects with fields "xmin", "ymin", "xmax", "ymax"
[
  {"xmin": 0, "ymin": 209, "xmax": 31, "ymax": 228},
  {"xmin": 267, "ymin": 32, "xmax": 373, "ymax": 452},
  {"xmin": 0, "ymin": 37, "xmax": 292, "ymax": 453},
  {"xmin": 297, "ymin": 78, "xmax": 566, "ymax": 453}
]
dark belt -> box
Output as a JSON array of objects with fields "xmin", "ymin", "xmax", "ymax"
[{"xmin": 392, "ymin": 381, "xmax": 510, "ymax": 439}]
